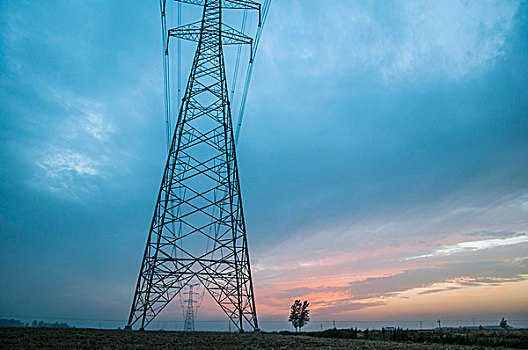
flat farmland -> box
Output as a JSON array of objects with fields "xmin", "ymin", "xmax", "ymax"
[{"xmin": 1, "ymin": 327, "xmax": 527, "ymax": 349}]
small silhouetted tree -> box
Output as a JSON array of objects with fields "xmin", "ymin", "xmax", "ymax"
[
  {"xmin": 289, "ymin": 300, "xmax": 310, "ymax": 331},
  {"xmin": 298, "ymin": 300, "xmax": 310, "ymax": 330},
  {"xmin": 289, "ymin": 300, "xmax": 299, "ymax": 331}
]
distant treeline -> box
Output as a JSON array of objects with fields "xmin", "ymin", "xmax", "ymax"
[
  {"xmin": 0, "ymin": 319, "xmax": 71, "ymax": 329},
  {"xmin": 271, "ymin": 327, "xmax": 528, "ymax": 349}
]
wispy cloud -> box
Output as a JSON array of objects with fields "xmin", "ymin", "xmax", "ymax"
[
  {"xmin": 377, "ymin": 0, "xmax": 519, "ymax": 81},
  {"xmin": 313, "ymin": 300, "xmax": 385, "ymax": 315},
  {"xmin": 342, "ymin": 259, "xmax": 528, "ymax": 300},
  {"xmin": 38, "ymin": 150, "xmax": 99, "ymax": 177},
  {"xmin": 269, "ymin": 259, "xmax": 528, "ymax": 317},
  {"xmin": 26, "ymin": 88, "xmax": 119, "ymax": 198},
  {"xmin": 407, "ymin": 233, "xmax": 528, "ymax": 260},
  {"xmin": 306, "ymin": 259, "xmax": 528, "ymax": 316},
  {"xmin": 266, "ymin": 0, "xmax": 520, "ymax": 83},
  {"xmin": 463, "ymin": 230, "xmax": 518, "ymax": 238},
  {"xmin": 254, "ymin": 192, "xmax": 528, "ymax": 317},
  {"xmin": 81, "ymin": 108, "xmax": 113, "ymax": 141},
  {"xmin": 49, "ymin": 89, "xmax": 114, "ymax": 141},
  {"xmin": 35, "ymin": 149, "xmax": 101, "ymax": 196},
  {"xmin": 418, "ymin": 286, "xmax": 461, "ymax": 295}
]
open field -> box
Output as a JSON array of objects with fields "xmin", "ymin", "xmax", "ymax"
[
  {"xmin": 1, "ymin": 327, "xmax": 527, "ymax": 349},
  {"xmin": 281, "ymin": 328, "xmax": 528, "ymax": 348}
]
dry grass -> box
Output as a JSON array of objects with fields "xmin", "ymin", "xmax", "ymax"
[{"xmin": 1, "ymin": 327, "xmax": 521, "ymax": 349}]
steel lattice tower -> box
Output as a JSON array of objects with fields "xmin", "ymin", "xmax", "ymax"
[
  {"xmin": 182, "ymin": 284, "xmax": 198, "ymax": 331},
  {"xmin": 126, "ymin": 0, "xmax": 263, "ymax": 332}
]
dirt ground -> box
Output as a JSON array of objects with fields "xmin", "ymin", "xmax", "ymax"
[{"xmin": 1, "ymin": 327, "xmax": 522, "ymax": 349}]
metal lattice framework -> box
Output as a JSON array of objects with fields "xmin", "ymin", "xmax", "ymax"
[
  {"xmin": 182, "ymin": 284, "xmax": 199, "ymax": 331},
  {"xmin": 126, "ymin": 0, "xmax": 265, "ymax": 332}
]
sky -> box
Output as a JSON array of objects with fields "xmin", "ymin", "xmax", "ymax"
[{"xmin": 1, "ymin": 0, "xmax": 527, "ymax": 330}]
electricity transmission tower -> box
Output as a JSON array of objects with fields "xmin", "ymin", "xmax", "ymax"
[
  {"xmin": 182, "ymin": 284, "xmax": 198, "ymax": 331},
  {"xmin": 126, "ymin": 0, "xmax": 270, "ymax": 333}
]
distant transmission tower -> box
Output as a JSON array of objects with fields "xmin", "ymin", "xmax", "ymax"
[
  {"xmin": 182, "ymin": 284, "xmax": 198, "ymax": 331},
  {"xmin": 126, "ymin": 0, "xmax": 270, "ymax": 333}
]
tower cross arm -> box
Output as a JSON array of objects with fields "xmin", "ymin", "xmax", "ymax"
[
  {"xmin": 174, "ymin": 0, "xmax": 260, "ymax": 11},
  {"xmin": 223, "ymin": 0, "xmax": 260, "ymax": 11},
  {"xmin": 169, "ymin": 22, "xmax": 253, "ymax": 47},
  {"xmin": 168, "ymin": 21, "xmax": 202, "ymax": 42},
  {"xmin": 220, "ymin": 23, "xmax": 253, "ymax": 46}
]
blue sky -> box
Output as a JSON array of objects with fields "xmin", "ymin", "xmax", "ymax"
[{"xmin": 1, "ymin": 0, "xmax": 527, "ymax": 327}]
